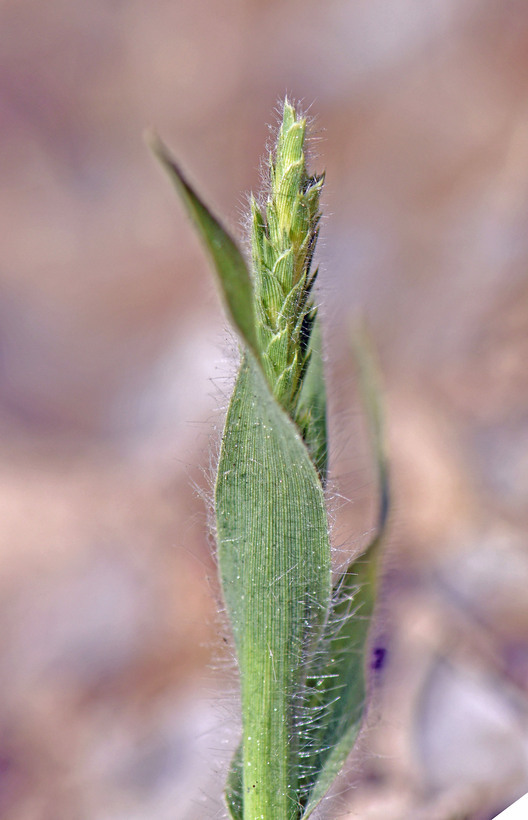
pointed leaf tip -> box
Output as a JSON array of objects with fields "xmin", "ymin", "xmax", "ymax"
[{"xmin": 149, "ymin": 133, "xmax": 260, "ymax": 359}]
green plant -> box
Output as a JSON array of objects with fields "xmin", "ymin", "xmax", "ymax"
[{"xmin": 150, "ymin": 99, "xmax": 388, "ymax": 820}]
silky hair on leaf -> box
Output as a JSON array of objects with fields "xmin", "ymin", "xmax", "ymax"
[{"xmin": 151, "ymin": 98, "xmax": 388, "ymax": 820}]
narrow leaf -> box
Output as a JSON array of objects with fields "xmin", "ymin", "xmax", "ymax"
[
  {"xmin": 352, "ymin": 326, "xmax": 389, "ymax": 536},
  {"xmin": 148, "ymin": 134, "xmax": 260, "ymax": 359},
  {"xmin": 300, "ymin": 330, "xmax": 389, "ymax": 818}
]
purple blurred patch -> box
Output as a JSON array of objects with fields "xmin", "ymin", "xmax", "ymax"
[{"xmin": 371, "ymin": 646, "xmax": 387, "ymax": 671}]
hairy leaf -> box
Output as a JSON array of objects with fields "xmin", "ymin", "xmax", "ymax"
[
  {"xmin": 300, "ymin": 331, "xmax": 389, "ymax": 818},
  {"xmin": 217, "ymin": 353, "xmax": 331, "ymax": 819}
]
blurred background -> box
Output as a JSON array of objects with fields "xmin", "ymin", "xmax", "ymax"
[{"xmin": 1, "ymin": 1, "xmax": 528, "ymax": 818}]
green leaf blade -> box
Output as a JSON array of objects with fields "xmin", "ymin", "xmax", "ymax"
[
  {"xmin": 149, "ymin": 135, "xmax": 260, "ymax": 359},
  {"xmin": 217, "ymin": 354, "xmax": 332, "ymax": 820},
  {"xmin": 299, "ymin": 331, "xmax": 389, "ymax": 818}
]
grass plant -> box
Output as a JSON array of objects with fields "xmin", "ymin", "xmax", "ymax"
[{"xmin": 150, "ymin": 99, "xmax": 388, "ymax": 820}]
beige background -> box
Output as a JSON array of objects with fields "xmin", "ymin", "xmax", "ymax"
[{"xmin": 1, "ymin": 2, "xmax": 528, "ymax": 818}]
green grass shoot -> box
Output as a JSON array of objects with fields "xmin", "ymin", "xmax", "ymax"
[{"xmin": 151, "ymin": 99, "xmax": 389, "ymax": 820}]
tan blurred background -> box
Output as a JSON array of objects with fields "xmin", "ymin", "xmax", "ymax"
[{"xmin": 2, "ymin": 1, "xmax": 528, "ymax": 818}]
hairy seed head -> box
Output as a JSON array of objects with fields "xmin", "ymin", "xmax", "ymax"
[{"xmin": 251, "ymin": 100, "xmax": 324, "ymax": 417}]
